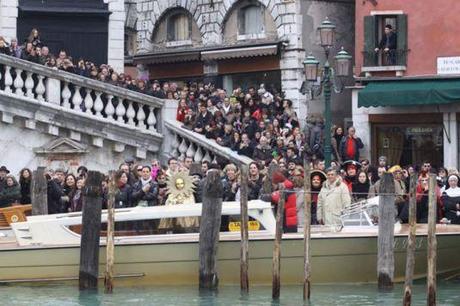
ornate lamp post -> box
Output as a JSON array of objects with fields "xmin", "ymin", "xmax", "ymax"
[{"xmin": 302, "ymin": 17, "xmax": 352, "ymax": 167}]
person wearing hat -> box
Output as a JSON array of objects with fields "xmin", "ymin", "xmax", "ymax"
[
  {"xmin": 309, "ymin": 170, "xmax": 327, "ymax": 225},
  {"xmin": 342, "ymin": 160, "xmax": 361, "ymax": 192},
  {"xmin": 0, "ymin": 166, "xmax": 10, "ymax": 192},
  {"xmin": 441, "ymin": 174, "xmax": 460, "ymax": 224},
  {"xmin": 389, "ymin": 165, "xmax": 407, "ymax": 217},
  {"xmin": 317, "ymin": 167, "xmax": 351, "ymax": 226}
]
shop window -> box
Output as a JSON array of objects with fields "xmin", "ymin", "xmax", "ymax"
[
  {"xmin": 238, "ymin": 4, "xmax": 265, "ymax": 37},
  {"xmin": 167, "ymin": 13, "xmax": 192, "ymax": 42},
  {"xmin": 363, "ymin": 14, "xmax": 407, "ymax": 67}
]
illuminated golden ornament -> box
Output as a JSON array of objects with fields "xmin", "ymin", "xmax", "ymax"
[{"xmin": 166, "ymin": 171, "xmax": 197, "ymax": 204}]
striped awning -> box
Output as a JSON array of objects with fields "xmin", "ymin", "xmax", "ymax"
[{"xmin": 201, "ymin": 45, "xmax": 278, "ymax": 61}]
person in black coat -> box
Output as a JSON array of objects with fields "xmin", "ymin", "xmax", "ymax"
[
  {"xmin": 193, "ymin": 103, "xmax": 213, "ymax": 135},
  {"xmin": 19, "ymin": 168, "xmax": 32, "ymax": 204},
  {"xmin": 237, "ymin": 133, "xmax": 254, "ymax": 158},
  {"xmin": 46, "ymin": 170, "xmax": 65, "ymax": 214},
  {"xmin": 375, "ymin": 24, "xmax": 397, "ymax": 65},
  {"xmin": 131, "ymin": 166, "xmax": 159, "ymax": 207},
  {"xmin": 115, "ymin": 170, "xmax": 132, "ymax": 208},
  {"xmin": 441, "ymin": 175, "xmax": 460, "ymax": 224},
  {"xmin": 0, "ymin": 38, "xmax": 10, "ymax": 55}
]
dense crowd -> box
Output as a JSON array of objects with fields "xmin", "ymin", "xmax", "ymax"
[
  {"xmin": 0, "ymin": 156, "xmax": 459, "ymax": 234},
  {"xmin": 0, "ymin": 28, "xmax": 169, "ymax": 95}
]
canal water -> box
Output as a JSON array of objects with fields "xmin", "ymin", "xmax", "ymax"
[{"xmin": 1, "ymin": 280, "xmax": 459, "ymax": 306}]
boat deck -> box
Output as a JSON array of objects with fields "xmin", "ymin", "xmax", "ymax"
[{"xmin": 1, "ymin": 224, "xmax": 460, "ymax": 250}]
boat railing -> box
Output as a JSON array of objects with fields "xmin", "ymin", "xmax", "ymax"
[{"xmin": 12, "ymin": 200, "xmax": 275, "ymax": 246}]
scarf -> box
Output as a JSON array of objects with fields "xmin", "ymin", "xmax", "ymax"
[{"xmin": 141, "ymin": 177, "xmax": 152, "ymax": 187}]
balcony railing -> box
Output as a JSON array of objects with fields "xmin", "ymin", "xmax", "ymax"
[
  {"xmin": 0, "ymin": 54, "xmax": 164, "ymax": 134},
  {"xmin": 362, "ymin": 49, "xmax": 408, "ymax": 67}
]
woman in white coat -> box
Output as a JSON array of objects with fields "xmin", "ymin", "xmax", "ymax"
[{"xmin": 317, "ymin": 168, "xmax": 351, "ymax": 226}]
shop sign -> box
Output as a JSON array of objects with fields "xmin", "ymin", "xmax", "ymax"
[
  {"xmin": 437, "ymin": 56, "xmax": 460, "ymax": 75},
  {"xmin": 406, "ymin": 127, "xmax": 434, "ymax": 135}
]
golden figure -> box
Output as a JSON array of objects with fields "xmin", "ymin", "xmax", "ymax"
[{"xmin": 159, "ymin": 171, "xmax": 199, "ymax": 231}]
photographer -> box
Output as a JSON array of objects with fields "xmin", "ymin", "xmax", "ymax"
[{"xmin": 46, "ymin": 169, "xmax": 65, "ymax": 214}]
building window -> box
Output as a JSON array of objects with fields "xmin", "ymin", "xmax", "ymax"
[
  {"xmin": 363, "ymin": 14, "xmax": 407, "ymax": 67},
  {"xmin": 167, "ymin": 13, "xmax": 191, "ymax": 42},
  {"xmin": 238, "ymin": 4, "xmax": 265, "ymax": 36}
]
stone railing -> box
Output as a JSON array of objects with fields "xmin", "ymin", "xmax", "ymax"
[
  {"xmin": 164, "ymin": 119, "xmax": 253, "ymax": 166},
  {"xmin": 0, "ymin": 54, "xmax": 163, "ymax": 133}
]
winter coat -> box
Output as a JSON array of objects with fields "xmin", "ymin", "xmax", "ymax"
[
  {"xmin": 272, "ymin": 179, "xmax": 297, "ymax": 232},
  {"xmin": 131, "ymin": 179, "xmax": 159, "ymax": 206},
  {"xmin": 339, "ymin": 136, "xmax": 363, "ymax": 161},
  {"xmin": 47, "ymin": 179, "xmax": 64, "ymax": 214},
  {"xmin": 69, "ymin": 189, "xmax": 83, "ymax": 212},
  {"xmin": 115, "ymin": 184, "xmax": 132, "ymax": 208},
  {"xmin": 416, "ymin": 184, "xmax": 442, "ymax": 223},
  {"xmin": 0, "ymin": 181, "xmax": 21, "ymax": 207},
  {"xmin": 20, "ymin": 179, "xmax": 31, "ymax": 204},
  {"xmin": 253, "ymin": 145, "xmax": 273, "ymax": 164},
  {"xmin": 317, "ymin": 177, "xmax": 351, "ymax": 226}
]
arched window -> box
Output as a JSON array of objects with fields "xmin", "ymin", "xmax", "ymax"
[
  {"xmin": 167, "ymin": 13, "xmax": 191, "ymax": 41},
  {"xmin": 238, "ymin": 4, "xmax": 265, "ymax": 35}
]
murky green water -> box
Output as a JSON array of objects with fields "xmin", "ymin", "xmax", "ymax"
[{"xmin": 1, "ymin": 281, "xmax": 459, "ymax": 305}]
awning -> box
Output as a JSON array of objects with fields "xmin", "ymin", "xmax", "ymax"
[
  {"xmin": 133, "ymin": 50, "xmax": 201, "ymax": 64},
  {"xmin": 201, "ymin": 45, "xmax": 278, "ymax": 61},
  {"xmin": 358, "ymin": 79, "xmax": 460, "ymax": 108}
]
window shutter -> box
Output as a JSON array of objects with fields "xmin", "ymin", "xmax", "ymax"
[
  {"xmin": 363, "ymin": 15, "xmax": 377, "ymax": 67},
  {"xmin": 396, "ymin": 14, "xmax": 408, "ymax": 65}
]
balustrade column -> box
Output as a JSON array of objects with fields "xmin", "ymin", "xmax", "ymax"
[
  {"xmin": 45, "ymin": 77, "xmax": 61, "ymax": 104},
  {"xmin": 3, "ymin": 66, "xmax": 12, "ymax": 94},
  {"xmin": 35, "ymin": 76, "xmax": 45, "ymax": 101},
  {"xmin": 136, "ymin": 104, "xmax": 146, "ymax": 129},
  {"xmin": 147, "ymin": 106, "xmax": 157, "ymax": 132},
  {"xmin": 126, "ymin": 101, "xmax": 135, "ymax": 126},
  {"xmin": 115, "ymin": 97, "xmax": 126, "ymax": 123},
  {"xmin": 93, "ymin": 91, "xmax": 104, "ymax": 117},
  {"xmin": 84, "ymin": 88, "xmax": 94, "ymax": 114},
  {"xmin": 61, "ymin": 82, "xmax": 71, "ymax": 108},
  {"xmin": 72, "ymin": 86, "xmax": 83, "ymax": 111},
  {"xmin": 13, "ymin": 68, "xmax": 24, "ymax": 96},
  {"xmin": 25, "ymin": 72, "xmax": 34, "ymax": 98},
  {"xmin": 105, "ymin": 95, "xmax": 115, "ymax": 121}
]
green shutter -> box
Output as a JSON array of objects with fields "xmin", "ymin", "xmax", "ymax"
[
  {"xmin": 396, "ymin": 14, "xmax": 408, "ymax": 65},
  {"xmin": 363, "ymin": 15, "xmax": 377, "ymax": 67}
]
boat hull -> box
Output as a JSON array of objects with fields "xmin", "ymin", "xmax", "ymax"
[{"xmin": 0, "ymin": 233, "xmax": 459, "ymax": 285}]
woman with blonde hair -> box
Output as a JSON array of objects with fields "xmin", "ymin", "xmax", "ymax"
[{"xmin": 27, "ymin": 28, "xmax": 42, "ymax": 47}]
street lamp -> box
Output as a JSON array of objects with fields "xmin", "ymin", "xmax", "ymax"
[{"xmin": 301, "ymin": 17, "xmax": 352, "ymax": 167}]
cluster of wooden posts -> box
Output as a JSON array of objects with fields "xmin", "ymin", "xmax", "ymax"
[{"xmin": 30, "ymin": 165, "xmax": 438, "ymax": 305}]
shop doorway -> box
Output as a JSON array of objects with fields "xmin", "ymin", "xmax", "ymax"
[{"xmin": 373, "ymin": 124, "xmax": 443, "ymax": 168}]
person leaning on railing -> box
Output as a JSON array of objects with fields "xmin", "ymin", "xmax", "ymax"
[{"xmin": 374, "ymin": 24, "xmax": 397, "ymax": 65}]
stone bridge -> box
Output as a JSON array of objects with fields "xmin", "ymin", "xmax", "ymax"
[{"xmin": 0, "ymin": 54, "xmax": 251, "ymax": 174}]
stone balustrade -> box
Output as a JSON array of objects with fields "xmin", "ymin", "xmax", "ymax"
[
  {"xmin": 164, "ymin": 120, "xmax": 253, "ymax": 166},
  {"xmin": 0, "ymin": 54, "xmax": 163, "ymax": 133}
]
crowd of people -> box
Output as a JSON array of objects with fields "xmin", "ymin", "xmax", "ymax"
[
  {"xmin": 0, "ymin": 28, "xmax": 175, "ymax": 96},
  {"xmin": 0, "ymin": 155, "xmax": 459, "ymax": 234}
]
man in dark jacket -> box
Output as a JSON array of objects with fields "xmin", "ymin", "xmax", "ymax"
[
  {"xmin": 0, "ymin": 166, "xmax": 9, "ymax": 192},
  {"xmin": 132, "ymin": 166, "xmax": 159, "ymax": 207},
  {"xmin": 193, "ymin": 103, "xmax": 213, "ymax": 135},
  {"xmin": 339, "ymin": 126, "xmax": 364, "ymax": 162},
  {"xmin": 47, "ymin": 169, "xmax": 65, "ymax": 214},
  {"xmin": 375, "ymin": 24, "xmax": 397, "ymax": 65}
]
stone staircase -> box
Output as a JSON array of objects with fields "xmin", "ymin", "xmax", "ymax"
[{"xmin": 0, "ymin": 54, "xmax": 251, "ymax": 173}]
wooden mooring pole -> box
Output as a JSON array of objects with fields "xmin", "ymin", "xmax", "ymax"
[
  {"xmin": 303, "ymin": 160, "xmax": 312, "ymax": 300},
  {"xmin": 79, "ymin": 171, "xmax": 104, "ymax": 291},
  {"xmin": 403, "ymin": 173, "xmax": 418, "ymax": 306},
  {"xmin": 240, "ymin": 165, "xmax": 249, "ymax": 293},
  {"xmin": 104, "ymin": 172, "xmax": 116, "ymax": 294},
  {"xmin": 427, "ymin": 174, "xmax": 437, "ymax": 306},
  {"xmin": 377, "ymin": 172, "xmax": 395, "ymax": 291},
  {"xmin": 31, "ymin": 167, "xmax": 47, "ymax": 215},
  {"xmin": 199, "ymin": 169, "xmax": 223, "ymax": 290},
  {"xmin": 262, "ymin": 161, "xmax": 279, "ymax": 197},
  {"xmin": 272, "ymin": 184, "xmax": 285, "ymax": 300}
]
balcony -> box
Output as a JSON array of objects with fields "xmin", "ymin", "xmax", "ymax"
[{"xmin": 362, "ymin": 49, "xmax": 408, "ymax": 77}]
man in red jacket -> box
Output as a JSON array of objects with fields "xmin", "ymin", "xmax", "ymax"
[{"xmin": 271, "ymin": 171, "xmax": 297, "ymax": 232}]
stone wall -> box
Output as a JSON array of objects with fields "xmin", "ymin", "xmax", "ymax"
[
  {"xmin": 0, "ymin": 119, "xmax": 153, "ymax": 176},
  {"xmin": 108, "ymin": 0, "xmax": 126, "ymax": 73},
  {"xmin": 0, "ymin": 0, "xmax": 18, "ymax": 41}
]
